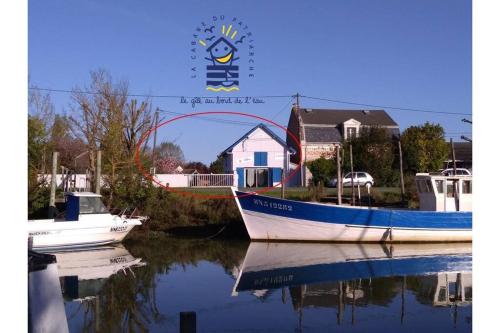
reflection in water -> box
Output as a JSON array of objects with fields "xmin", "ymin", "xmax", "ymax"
[
  {"xmin": 49, "ymin": 245, "xmax": 149, "ymax": 332},
  {"xmin": 28, "ymin": 238, "xmax": 472, "ymax": 332},
  {"xmin": 233, "ymin": 242, "xmax": 472, "ymax": 330}
]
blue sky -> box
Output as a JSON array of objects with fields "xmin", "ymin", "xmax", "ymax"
[{"xmin": 28, "ymin": 0, "xmax": 472, "ymax": 164}]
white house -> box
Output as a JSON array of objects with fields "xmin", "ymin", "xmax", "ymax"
[{"xmin": 220, "ymin": 124, "xmax": 296, "ymax": 188}]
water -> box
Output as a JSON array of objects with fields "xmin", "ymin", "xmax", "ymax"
[{"xmin": 30, "ymin": 238, "xmax": 472, "ymax": 332}]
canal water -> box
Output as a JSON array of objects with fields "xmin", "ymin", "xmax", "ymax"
[{"xmin": 31, "ymin": 237, "xmax": 472, "ymax": 332}]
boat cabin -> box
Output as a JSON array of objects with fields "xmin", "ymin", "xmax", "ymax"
[
  {"xmin": 415, "ymin": 173, "xmax": 472, "ymax": 212},
  {"xmin": 65, "ymin": 192, "xmax": 109, "ymax": 221}
]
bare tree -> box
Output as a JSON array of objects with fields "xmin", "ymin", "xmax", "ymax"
[{"xmin": 69, "ymin": 69, "xmax": 154, "ymax": 203}]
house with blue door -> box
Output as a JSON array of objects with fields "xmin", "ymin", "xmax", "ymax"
[{"xmin": 220, "ymin": 124, "xmax": 295, "ymax": 188}]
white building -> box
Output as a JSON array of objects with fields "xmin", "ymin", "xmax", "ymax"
[{"xmin": 220, "ymin": 124, "xmax": 296, "ymax": 188}]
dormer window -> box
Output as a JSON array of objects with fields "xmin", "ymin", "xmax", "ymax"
[
  {"xmin": 342, "ymin": 118, "xmax": 361, "ymax": 141},
  {"xmin": 346, "ymin": 127, "xmax": 357, "ymax": 140}
]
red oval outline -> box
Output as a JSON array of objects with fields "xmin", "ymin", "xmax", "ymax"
[{"xmin": 134, "ymin": 111, "xmax": 303, "ymax": 199}]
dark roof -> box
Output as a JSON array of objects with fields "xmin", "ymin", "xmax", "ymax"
[
  {"xmin": 221, "ymin": 124, "xmax": 295, "ymax": 155},
  {"xmin": 449, "ymin": 142, "xmax": 472, "ymax": 162},
  {"xmin": 298, "ymin": 108, "xmax": 398, "ymax": 127},
  {"xmin": 304, "ymin": 127, "xmax": 342, "ymax": 143},
  {"xmin": 181, "ymin": 169, "xmax": 199, "ymax": 174}
]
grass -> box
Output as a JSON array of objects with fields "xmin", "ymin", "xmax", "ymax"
[{"xmin": 169, "ymin": 186, "xmax": 404, "ymax": 203}]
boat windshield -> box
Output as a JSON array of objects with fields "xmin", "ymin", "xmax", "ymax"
[{"xmin": 79, "ymin": 196, "xmax": 109, "ymax": 214}]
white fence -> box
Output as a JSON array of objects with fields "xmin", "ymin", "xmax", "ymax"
[
  {"xmin": 188, "ymin": 174, "xmax": 234, "ymax": 187},
  {"xmin": 39, "ymin": 173, "xmax": 237, "ymax": 190},
  {"xmin": 155, "ymin": 173, "xmax": 235, "ymax": 188},
  {"xmin": 38, "ymin": 174, "xmax": 94, "ymax": 191}
]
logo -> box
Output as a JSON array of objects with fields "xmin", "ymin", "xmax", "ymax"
[{"xmin": 190, "ymin": 15, "xmax": 255, "ymax": 92}]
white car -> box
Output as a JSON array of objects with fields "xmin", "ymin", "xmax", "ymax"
[
  {"xmin": 441, "ymin": 168, "xmax": 471, "ymax": 176},
  {"xmin": 330, "ymin": 172, "xmax": 374, "ymax": 187}
]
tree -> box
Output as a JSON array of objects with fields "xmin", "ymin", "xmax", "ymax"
[
  {"xmin": 155, "ymin": 142, "xmax": 184, "ymax": 162},
  {"xmin": 157, "ymin": 157, "xmax": 183, "ymax": 174},
  {"xmin": 209, "ymin": 155, "xmax": 224, "ymax": 173},
  {"xmin": 184, "ymin": 161, "xmax": 209, "ymax": 173},
  {"xmin": 70, "ymin": 69, "xmax": 154, "ymax": 204},
  {"xmin": 401, "ymin": 122, "xmax": 448, "ymax": 173},
  {"xmin": 28, "ymin": 88, "xmax": 54, "ymax": 216},
  {"xmin": 344, "ymin": 127, "xmax": 395, "ymax": 186},
  {"xmin": 49, "ymin": 114, "xmax": 88, "ymax": 171},
  {"xmin": 307, "ymin": 156, "xmax": 335, "ymax": 186}
]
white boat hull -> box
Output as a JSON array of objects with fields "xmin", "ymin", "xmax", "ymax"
[
  {"xmin": 240, "ymin": 210, "xmax": 471, "ymax": 242},
  {"xmin": 28, "ymin": 215, "xmax": 142, "ymax": 250},
  {"xmin": 232, "ymin": 188, "xmax": 472, "ymax": 242}
]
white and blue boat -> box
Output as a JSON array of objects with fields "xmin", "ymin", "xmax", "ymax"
[{"xmin": 232, "ymin": 173, "xmax": 472, "ymax": 242}]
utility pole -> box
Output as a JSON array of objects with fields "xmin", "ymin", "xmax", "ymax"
[
  {"xmin": 49, "ymin": 152, "xmax": 58, "ymax": 218},
  {"xmin": 336, "ymin": 145, "xmax": 342, "ymax": 205},
  {"xmin": 95, "ymin": 150, "xmax": 102, "ymax": 194},
  {"xmin": 294, "ymin": 93, "xmax": 305, "ymax": 187},
  {"xmin": 349, "ymin": 144, "xmax": 355, "ymax": 206},
  {"xmin": 398, "ymin": 139, "xmax": 405, "ymax": 202},
  {"xmin": 281, "ymin": 169, "xmax": 285, "ymax": 199},
  {"xmin": 152, "ymin": 108, "xmax": 159, "ymax": 174},
  {"xmin": 450, "ymin": 138, "xmax": 457, "ymax": 175}
]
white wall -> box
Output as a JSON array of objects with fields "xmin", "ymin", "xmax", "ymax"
[
  {"xmin": 230, "ymin": 127, "xmax": 289, "ymax": 170},
  {"xmin": 39, "ymin": 174, "xmax": 94, "ymax": 189},
  {"xmin": 155, "ymin": 174, "xmax": 189, "ymax": 187}
]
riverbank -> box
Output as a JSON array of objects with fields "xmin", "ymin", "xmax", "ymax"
[{"xmin": 125, "ymin": 185, "xmax": 410, "ymax": 239}]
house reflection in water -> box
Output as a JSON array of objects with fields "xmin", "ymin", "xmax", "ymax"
[
  {"xmin": 287, "ymin": 273, "xmax": 472, "ymax": 326},
  {"xmin": 413, "ymin": 272, "xmax": 472, "ymax": 307}
]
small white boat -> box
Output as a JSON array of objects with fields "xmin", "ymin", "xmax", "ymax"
[
  {"xmin": 232, "ymin": 173, "xmax": 472, "ymax": 242},
  {"xmin": 28, "ymin": 192, "xmax": 147, "ymax": 251}
]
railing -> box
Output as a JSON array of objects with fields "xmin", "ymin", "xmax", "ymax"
[{"xmin": 188, "ymin": 174, "xmax": 234, "ymax": 187}]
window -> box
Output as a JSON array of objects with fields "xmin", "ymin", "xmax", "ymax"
[
  {"xmin": 447, "ymin": 181, "xmax": 456, "ymax": 198},
  {"xmin": 79, "ymin": 197, "xmax": 109, "ymax": 214},
  {"xmin": 462, "ymin": 180, "xmax": 472, "ymax": 194},
  {"xmin": 254, "ymin": 152, "xmax": 268, "ymax": 166},
  {"xmin": 346, "ymin": 127, "xmax": 357, "ymax": 140},
  {"xmin": 245, "ymin": 168, "xmax": 269, "ymax": 188},
  {"xmin": 435, "ymin": 180, "xmax": 444, "ymax": 194},
  {"xmin": 357, "ymin": 173, "xmax": 366, "ymax": 178},
  {"xmin": 417, "ymin": 179, "xmax": 432, "ymax": 193}
]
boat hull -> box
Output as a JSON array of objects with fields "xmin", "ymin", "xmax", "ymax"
[
  {"xmin": 232, "ymin": 189, "xmax": 472, "ymax": 242},
  {"xmin": 28, "ymin": 217, "xmax": 142, "ymax": 251}
]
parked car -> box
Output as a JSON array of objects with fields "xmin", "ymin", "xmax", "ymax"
[
  {"xmin": 441, "ymin": 168, "xmax": 472, "ymax": 176},
  {"xmin": 329, "ymin": 172, "xmax": 374, "ymax": 187}
]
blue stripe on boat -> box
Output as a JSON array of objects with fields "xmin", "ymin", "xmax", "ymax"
[
  {"xmin": 236, "ymin": 254, "xmax": 472, "ymax": 291},
  {"xmin": 235, "ymin": 191, "xmax": 472, "ymax": 230}
]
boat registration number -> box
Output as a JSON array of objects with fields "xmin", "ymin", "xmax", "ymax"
[
  {"xmin": 253, "ymin": 199, "xmax": 293, "ymax": 211},
  {"xmin": 110, "ymin": 226, "xmax": 128, "ymax": 232}
]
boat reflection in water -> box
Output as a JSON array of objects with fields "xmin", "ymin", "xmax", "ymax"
[
  {"xmin": 31, "ymin": 245, "xmax": 146, "ymax": 332},
  {"xmin": 52, "ymin": 245, "xmax": 145, "ymax": 302},
  {"xmin": 233, "ymin": 242, "xmax": 472, "ymax": 327}
]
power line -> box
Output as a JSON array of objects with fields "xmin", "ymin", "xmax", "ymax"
[
  {"xmin": 300, "ymin": 95, "xmax": 472, "ymax": 116},
  {"xmin": 157, "ymin": 109, "xmax": 287, "ymax": 128},
  {"xmin": 270, "ymin": 97, "xmax": 295, "ymax": 120}
]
